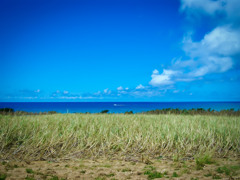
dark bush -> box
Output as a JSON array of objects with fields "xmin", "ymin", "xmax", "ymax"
[
  {"xmin": 0, "ymin": 108, "xmax": 14, "ymax": 114},
  {"xmin": 0, "ymin": 108, "xmax": 14, "ymax": 113},
  {"xmin": 141, "ymin": 108, "xmax": 240, "ymax": 116},
  {"xmin": 100, "ymin": 110, "xmax": 109, "ymax": 114},
  {"xmin": 48, "ymin": 111, "xmax": 57, "ymax": 114},
  {"xmin": 15, "ymin": 111, "xmax": 28, "ymax": 115},
  {"xmin": 124, "ymin": 111, "xmax": 133, "ymax": 114}
]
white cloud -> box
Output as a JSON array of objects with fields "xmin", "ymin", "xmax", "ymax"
[
  {"xmin": 94, "ymin": 91, "xmax": 101, "ymax": 95},
  {"xmin": 125, "ymin": 87, "xmax": 129, "ymax": 90},
  {"xmin": 152, "ymin": 69, "xmax": 159, "ymax": 74},
  {"xmin": 136, "ymin": 84, "xmax": 145, "ymax": 89},
  {"xmin": 179, "ymin": 0, "xmax": 240, "ymax": 77},
  {"xmin": 63, "ymin": 90, "xmax": 69, "ymax": 94},
  {"xmin": 181, "ymin": 0, "xmax": 224, "ymax": 15},
  {"xmin": 119, "ymin": 90, "xmax": 127, "ymax": 94},
  {"xmin": 130, "ymin": 87, "xmax": 165, "ymax": 97},
  {"xmin": 149, "ymin": 0, "xmax": 240, "ymax": 88},
  {"xmin": 183, "ymin": 26, "xmax": 240, "ymax": 76},
  {"xmin": 202, "ymin": 26, "xmax": 240, "ymax": 56},
  {"xmin": 59, "ymin": 96, "xmax": 103, "ymax": 100},
  {"xmin": 181, "ymin": 0, "xmax": 240, "ymax": 22},
  {"xmin": 149, "ymin": 69, "xmax": 180, "ymax": 87},
  {"xmin": 34, "ymin": 89, "xmax": 40, "ymax": 93},
  {"xmin": 184, "ymin": 26, "xmax": 240, "ymax": 58},
  {"xmin": 104, "ymin": 88, "xmax": 108, "ymax": 93},
  {"xmin": 104, "ymin": 88, "xmax": 111, "ymax": 94},
  {"xmin": 117, "ymin": 86, "xmax": 123, "ymax": 91}
]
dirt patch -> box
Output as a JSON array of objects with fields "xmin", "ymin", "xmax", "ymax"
[{"xmin": 0, "ymin": 157, "xmax": 240, "ymax": 179}]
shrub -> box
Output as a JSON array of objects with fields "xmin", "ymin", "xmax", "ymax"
[
  {"xmin": 0, "ymin": 108, "xmax": 14, "ymax": 114},
  {"xmin": 124, "ymin": 111, "xmax": 133, "ymax": 114},
  {"xmin": 100, "ymin": 110, "xmax": 109, "ymax": 114}
]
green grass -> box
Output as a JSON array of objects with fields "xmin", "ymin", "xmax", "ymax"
[
  {"xmin": 26, "ymin": 168, "xmax": 34, "ymax": 174},
  {"xmin": 80, "ymin": 170, "xmax": 86, "ymax": 174},
  {"xmin": 212, "ymin": 174, "xmax": 222, "ymax": 179},
  {"xmin": 25, "ymin": 176, "xmax": 35, "ymax": 180},
  {"xmin": 49, "ymin": 176, "xmax": 59, "ymax": 180},
  {"xmin": 122, "ymin": 168, "xmax": 131, "ymax": 172},
  {"xmin": 95, "ymin": 177, "xmax": 106, "ymax": 180},
  {"xmin": 102, "ymin": 164, "xmax": 111, "ymax": 168},
  {"xmin": 216, "ymin": 165, "xmax": 240, "ymax": 176},
  {"xmin": 204, "ymin": 173, "xmax": 212, "ymax": 177},
  {"xmin": 0, "ymin": 114, "xmax": 239, "ymax": 160},
  {"xmin": 0, "ymin": 173, "xmax": 7, "ymax": 180},
  {"xmin": 143, "ymin": 165, "xmax": 163, "ymax": 179},
  {"xmin": 172, "ymin": 172, "xmax": 179, "ymax": 177},
  {"xmin": 146, "ymin": 171, "xmax": 163, "ymax": 179},
  {"xmin": 105, "ymin": 173, "xmax": 115, "ymax": 177},
  {"xmin": 195, "ymin": 154, "xmax": 214, "ymax": 170}
]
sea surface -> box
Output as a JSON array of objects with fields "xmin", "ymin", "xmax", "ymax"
[{"xmin": 0, "ymin": 102, "xmax": 240, "ymax": 113}]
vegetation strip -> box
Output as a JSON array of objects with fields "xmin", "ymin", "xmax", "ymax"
[{"xmin": 0, "ymin": 114, "xmax": 239, "ymax": 161}]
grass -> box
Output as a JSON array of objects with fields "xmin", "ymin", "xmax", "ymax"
[
  {"xmin": 0, "ymin": 114, "xmax": 239, "ymax": 160},
  {"xmin": 212, "ymin": 174, "xmax": 222, "ymax": 179},
  {"xmin": 143, "ymin": 165, "xmax": 163, "ymax": 179},
  {"xmin": 216, "ymin": 165, "xmax": 240, "ymax": 176},
  {"xmin": 0, "ymin": 173, "xmax": 7, "ymax": 180},
  {"xmin": 26, "ymin": 168, "xmax": 34, "ymax": 174},
  {"xmin": 122, "ymin": 168, "xmax": 131, "ymax": 172},
  {"xmin": 95, "ymin": 177, "xmax": 106, "ymax": 180},
  {"xmin": 195, "ymin": 154, "xmax": 214, "ymax": 170},
  {"xmin": 25, "ymin": 176, "xmax": 35, "ymax": 180},
  {"xmin": 49, "ymin": 176, "xmax": 60, "ymax": 180},
  {"xmin": 204, "ymin": 173, "xmax": 212, "ymax": 177},
  {"xmin": 105, "ymin": 173, "xmax": 115, "ymax": 177},
  {"xmin": 145, "ymin": 171, "xmax": 163, "ymax": 179},
  {"xmin": 172, "ymin": 172, "xmax": 179, "ymax": 177}
]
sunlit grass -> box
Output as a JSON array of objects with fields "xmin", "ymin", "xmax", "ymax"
[{"xmin": 0, "ymin": 114, "xmax": 239, "ymax": 160}]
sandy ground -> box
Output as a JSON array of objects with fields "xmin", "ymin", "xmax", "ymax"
[{"xmin": 0, "ymin": 157, "xmax": 240, "ymax": 180}]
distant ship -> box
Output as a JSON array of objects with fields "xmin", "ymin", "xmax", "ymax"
[{"xmin": 113, "ymin": 104, "xmax": 124, "ymax": 106}]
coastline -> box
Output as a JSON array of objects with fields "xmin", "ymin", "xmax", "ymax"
[
  {"xmin": 0, "ymin": 101, "xmax": 240, "ymax": 114},
  {"xmin": 1, "ymin": 107, "xmax": 240, "ymax": 116}
]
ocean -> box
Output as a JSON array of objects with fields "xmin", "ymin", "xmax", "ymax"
[{"xmin": 0, "ymin": 102, "xmax": 240, "ymax": 113}]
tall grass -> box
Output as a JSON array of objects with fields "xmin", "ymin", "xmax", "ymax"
[{"xmin": 0, "ymin": 114, "xmax": 239, "ymax": 160}]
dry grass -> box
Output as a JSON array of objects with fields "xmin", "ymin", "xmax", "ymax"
[{"xmin": 0, "ymin": 114, "xmax": 239, "ymax": 160}]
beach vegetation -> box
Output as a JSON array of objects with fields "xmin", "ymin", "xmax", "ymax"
[
  {"xmin": 1, "ymin": 108, "xmax": 240, "ymax": 116},
  {"xmin": 100, "ymin": 110, "xmax": 109, "ymax": 114},
  {"xmin": 143, "ymin": 108, "xmax": 240, "ymax": 116},
  {"xmin": 0, "ymin": 108, "xmax": 14, "ymax": 114},
  {"xmin": 124, "ymin": 111, "xmax": 133, "ymax": 114}
]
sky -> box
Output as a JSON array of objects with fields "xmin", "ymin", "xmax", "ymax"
[{"xmin": 0, "ymin": 0, "xmax": 240, "ymax": 102}]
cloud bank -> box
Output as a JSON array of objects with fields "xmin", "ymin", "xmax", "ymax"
[{"xmin": 149, "ymin": 0, "xmax": 240, "ymax": 88}]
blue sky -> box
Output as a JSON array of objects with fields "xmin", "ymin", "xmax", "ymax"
[{"xmin": 0, "ymin": 0, "xmax": 240, "ymax": 102}]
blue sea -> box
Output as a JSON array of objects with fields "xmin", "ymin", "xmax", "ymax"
[{"xmin": 0, "ymin": 102, "xmax": 240, "ymax": 113}]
